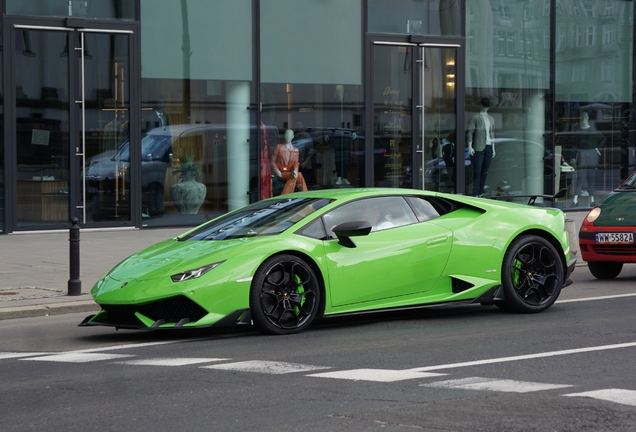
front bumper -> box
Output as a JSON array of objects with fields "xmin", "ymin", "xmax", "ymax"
[
  {"xmin": 79, "ymin": 295, "xmax": 252, "ymax": 330},
  {"xmin": 579, "ymin": 229, "xmax": 636, "ymax": 263}
]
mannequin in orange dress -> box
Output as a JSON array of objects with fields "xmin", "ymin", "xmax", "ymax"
[{"xmin": 271, "ymin": 129, "xmax": 309, "ymax": 195}]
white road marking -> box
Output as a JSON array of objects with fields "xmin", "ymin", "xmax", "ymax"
[
  {"xmin": 563, "ymin": 389, "xmax": 636, "ymax": 407},
  {"xmin": 422, "ymin": 377, "xmax": 572, "ymax": 393},
  {"xmin": 201, "ymin": 360, "xmax": 330, "ymax": 374},
  {"xmin": 22, "ymin": 353, "xmax": 135, "ymax": 363},
  {"xmin": 116, "ymin": 357, "xmax": 230, "ymax": 366},
  {"xmin": 68, "ymin": 341, "xmax": 179, "ymax": 353},
  {"xmin": 308, "ymin": 369, "xmax": 445, "ymax": 382},
  {"xmin": 0, "ymin": 352, "xmax": 51, "ymax": 359},
  {"xmin": 557, "ymin": 293, "xmax": 636, "ymax": 303},
  {"xmin": 409, "ymin": 342, "xmax": 636, "ymax": 372}
]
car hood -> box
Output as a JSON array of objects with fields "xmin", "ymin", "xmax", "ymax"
[
  {"xmin": 596, "ymin": 191, "xmax": 636, "ymax": 226},
  {"xmin": 105, "ymin": 237, "xmax": 262, "ymax": 282}
]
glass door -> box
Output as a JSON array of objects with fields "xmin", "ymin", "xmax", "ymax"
[
  {"xmin": 418, "ymin": 45, "xmax": 459, "ymax": 193},
  {"xmin": 78, "ymin": 29, "xmax": 132, "ymax": 224},
  {"xmin": 371, "ymin": 42, "xmax": 459, "ymax": 192},
  {"xmin": 12, "ymin": 23, "xmax": 133, "ymax": 229}
]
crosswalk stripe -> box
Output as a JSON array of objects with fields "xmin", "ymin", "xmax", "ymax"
[
  {"xmin": 21, "ymin": 353, "xmax": 135, "ymax": 363},
  {"xmin": 563, "ymin": 389, "xmax": 636, "ymax": 407},
  {"xmin": 0, "ymin": 352, "xmax": 51, "ymax": 359},
  {"xmin": 201, "ymin": 360, "xmax": 330, "ymax": 374},
  {"xmin": 308, "ymin": 369, "xmax": 445, "ymax": 382},
  {"xmin": 421, "ymin": 377, "xmax": 573, "ymax": 393},
  {"xmin": 116, "ymin": 358, "xmax": 230, "ymax": 366}
]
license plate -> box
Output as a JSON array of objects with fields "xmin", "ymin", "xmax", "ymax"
[{"xmin": 595, "ymin": 232, "xmax": 634, "ymax": 244}]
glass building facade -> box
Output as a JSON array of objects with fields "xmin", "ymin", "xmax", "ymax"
[{"xmin": 1, "ymin": 0, "xmax": 634, "ymax": 233}]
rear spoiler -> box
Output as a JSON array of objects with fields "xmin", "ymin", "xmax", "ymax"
[{"xmin": 489, "ymin": 188, "xmax": 567, "ymax": 206}]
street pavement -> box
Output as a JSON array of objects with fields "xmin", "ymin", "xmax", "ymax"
[{"xmin": 0, "ymin": 210, "xmax": 589, "ymax": 321}]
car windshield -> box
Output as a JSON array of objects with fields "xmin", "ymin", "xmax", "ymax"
[
  {"xmin": 114, "ymin": 134, "xmax": 173, "ymax": 162},
  {"xmin": 618, "ymin": 171, "xmax": 636, "ymax": 189},
  {"xmin": 181, "ymin": 198, "xmax": 332, "ymax": 241}
]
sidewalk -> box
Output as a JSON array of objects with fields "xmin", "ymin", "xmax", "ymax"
[
  {"xmin": 0, "ymin": 211, "xmax": 589, "ymax": 321},
  {"xmin": 0, "ymin": 226, "xmax": 185, "ymax": 320}
]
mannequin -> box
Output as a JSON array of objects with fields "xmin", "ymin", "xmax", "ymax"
[
  {"xmin": 271, "ymin": 129, "xmax": 308, "ymax": 195},
  {"xmin": 467, "ymin": 98, "xmax": 496, "ymax": 197},
  {"xmin": 571, "ymin": 111, "xmax": 605, "ymax": 207}
]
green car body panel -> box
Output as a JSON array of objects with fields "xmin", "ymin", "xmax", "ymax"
[{"xmin": 83, "ymin": 188, "xmax": 573, "ymax": 331}]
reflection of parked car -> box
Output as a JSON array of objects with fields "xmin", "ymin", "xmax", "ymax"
[
  {"xmin": 87, "ymin": 127, "xmax": 173, "ymax": 217},
  {"xmin": 579, "ymin": 169, "xmax": 636, "ymax": 279},
  {"xmin": 555, "ymin": 130, "xmax": 636, "ymax": 197}
]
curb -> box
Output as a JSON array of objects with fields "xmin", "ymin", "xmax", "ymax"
[{"xmin": 0, "ymin": 301, "xmax": 100, "ymax": 321}]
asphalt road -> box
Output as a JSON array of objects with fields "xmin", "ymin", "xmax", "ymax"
[{"xmin": 2, "ymin": 265, "xmax": 636, "ymax": 432}]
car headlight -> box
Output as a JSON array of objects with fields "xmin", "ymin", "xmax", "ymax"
[
  {"xmin": 171, "ymin": 262, "xmax": 224, "ymax": 282},
  {"xmin": 586, "ymin": 207, "xmax": 601, "ymax": 223}
]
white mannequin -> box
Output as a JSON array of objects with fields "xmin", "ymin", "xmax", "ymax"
[
  {"xmin": 572, "ymin": 111, "xmax": 596, "ymax": 206},
  {"xmin": 467, "ymin": 102, "xmax": 496, "ymax": 157},
  {"xmin": 580, "ymin": 111, "xmax": 590, "ymax": 130},
  {"xmin": 467, "ymin": 98, "xmax": 496, "ymax": 196}
]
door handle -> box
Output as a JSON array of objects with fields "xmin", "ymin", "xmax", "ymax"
[{"xmin": 426, "ymin": 236, "xmax": 449, "ymax": 246}]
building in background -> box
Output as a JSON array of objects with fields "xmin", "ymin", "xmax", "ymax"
[{"xmin": 1, "ymin": 0, "xmax": 634, "ymax": 233}]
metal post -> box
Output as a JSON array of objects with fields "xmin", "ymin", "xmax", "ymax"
[{"xmin": 68, "ymin": 217, "xmax": 82, "ymax": 296}]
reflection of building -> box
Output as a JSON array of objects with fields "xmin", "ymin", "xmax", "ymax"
[{"xmin": 1, "ymin": 0, "xmax": 635, "ymax": 233}]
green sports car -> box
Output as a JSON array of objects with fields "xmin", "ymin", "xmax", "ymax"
[{"xmin": 80, "ymin": 188, "xmax": 576, "ymax": 335}]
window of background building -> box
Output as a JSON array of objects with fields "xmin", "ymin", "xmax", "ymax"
[
  {"xmin": 554, "ymin": 0, "xmax": 634, "ymax": 209},
  {"xmin": 0, "ymin": 21, "xmax": 3, "ymax": 233},
  {"xmin": 140, "ymin": 0, "xmax": 253, "ymax": 227},
  {"xmin": 259, "ymin": 0, "xmax": 363, "ymax": 197},
  {"xmin": 6, "ymin": 0, "xmax": 135, "ymax": 20},
  {"xmin": 368, "ymin": 0, "xmax": 461, "ymax": 36},
  {"xmin": 466, "ymin": 0, "xmax": 550, "ymax": 201}
]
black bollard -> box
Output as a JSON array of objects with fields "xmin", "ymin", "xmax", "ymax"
[{"xmin": 68, "ymin": 217, "xmax": 82, "ymax": 296}]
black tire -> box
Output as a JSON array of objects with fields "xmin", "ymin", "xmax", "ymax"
[
  {"xmin": 499, "ymin": 235, "xmax": 564, "ymax": 313},
  {"xmin": 587, "ymin": 261, "xmax": 623, "ymax": 279},
  {"xmin": 250, "ymin": 254, "xmax": 320, "ymax": 335}
]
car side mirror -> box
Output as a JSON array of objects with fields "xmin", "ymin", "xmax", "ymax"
[{"xmin": 332, "ymin": 221, "xmax": 372, "ymax": 248}]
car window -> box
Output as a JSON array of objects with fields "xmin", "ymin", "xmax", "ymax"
[
  {"xmin": 405, "ymin": 196, "xmax": 441, "ymax": 222},
  {"xmin": 322, "ymin": 196, "xmax": 418, "ymax": 238},
  {"xmin": 181, "ymin": 198, "xmax": 332, "ymax": 240},
  {"xmin": 296, "ymin": 219, "xmax": 328, "ymax": 240},
  {"xmin": 618, "ymin": 171, "xmax": 636, "ymax": 189}
]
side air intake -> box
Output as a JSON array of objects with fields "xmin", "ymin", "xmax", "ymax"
[{"xmin": 451, "ymin": 277, "xmax": 475, "ymax": 294}]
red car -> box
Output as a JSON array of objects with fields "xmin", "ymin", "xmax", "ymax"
[{"xmin": 579, "ymin": 170, "xmax": 636, "ymax": 279}]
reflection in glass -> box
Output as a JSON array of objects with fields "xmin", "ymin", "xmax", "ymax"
[
  {"xmin": 6, "ymin": 0, "xmax": 135, "ymax": 20},
  {"xmin": 554, "ymin": 0, "xmax": 635, "ymax": 209},
  {"xmin": 368, "ymin": 0, "xmax": 461, "ymax": 36},
  {"xmin": 140, "ymin": 0, "xmax": 253, "ymax": 227},
  {"xmin": 466, "ymin": 0, "xmax": 552, "ymax": 204},
  {"xmin": 260, "ymin": 0, "xmax": 364, "ymax": 197},
  {"xmin": 373, "ymin": 45, "xmax": 412, "ymax": 188},
  {"xmin": 83, "ymin": 32, "xmax": 131, "ymax": 223},
  {"xmin": 15, "ymin": 30, "xmax": 70, "ymax": 227},
  {"xmin": 421, "ymin": 47, "xmax": 457, "ymax": 194}
]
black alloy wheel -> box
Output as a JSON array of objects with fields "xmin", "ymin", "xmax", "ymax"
[
  {"xmin": 499, "ymin": 235, "xmax": 564, "ymax": 313},
  {"xmin": 250, "ymin": 254, "xmax": 320, "ymax": 335}
]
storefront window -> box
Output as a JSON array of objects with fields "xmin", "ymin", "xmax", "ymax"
[
  {"xmin": 554, "ymin": 0, "xmax": 635, "ymax": 209},
  {"xmin": 6, "ymin": 0, "xmax": 136, "ymax": 20},
  {"xmin": 466, "ymin": 0, "xmax": 551, "ymax": 202},
  {"xmin": 368, "ymin": 0, "xmax": 461, "ymax": 36},
  {"xmin": 0, "ymin": 22, "xmax": 3, "ymax": 233},
  {"xmin": 140, "ymin": 0, "xmax": 253, "ymax": 227},
  {"xmin": 260, "ymin": 0, "xmax": 363, "ymax": 198}
]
